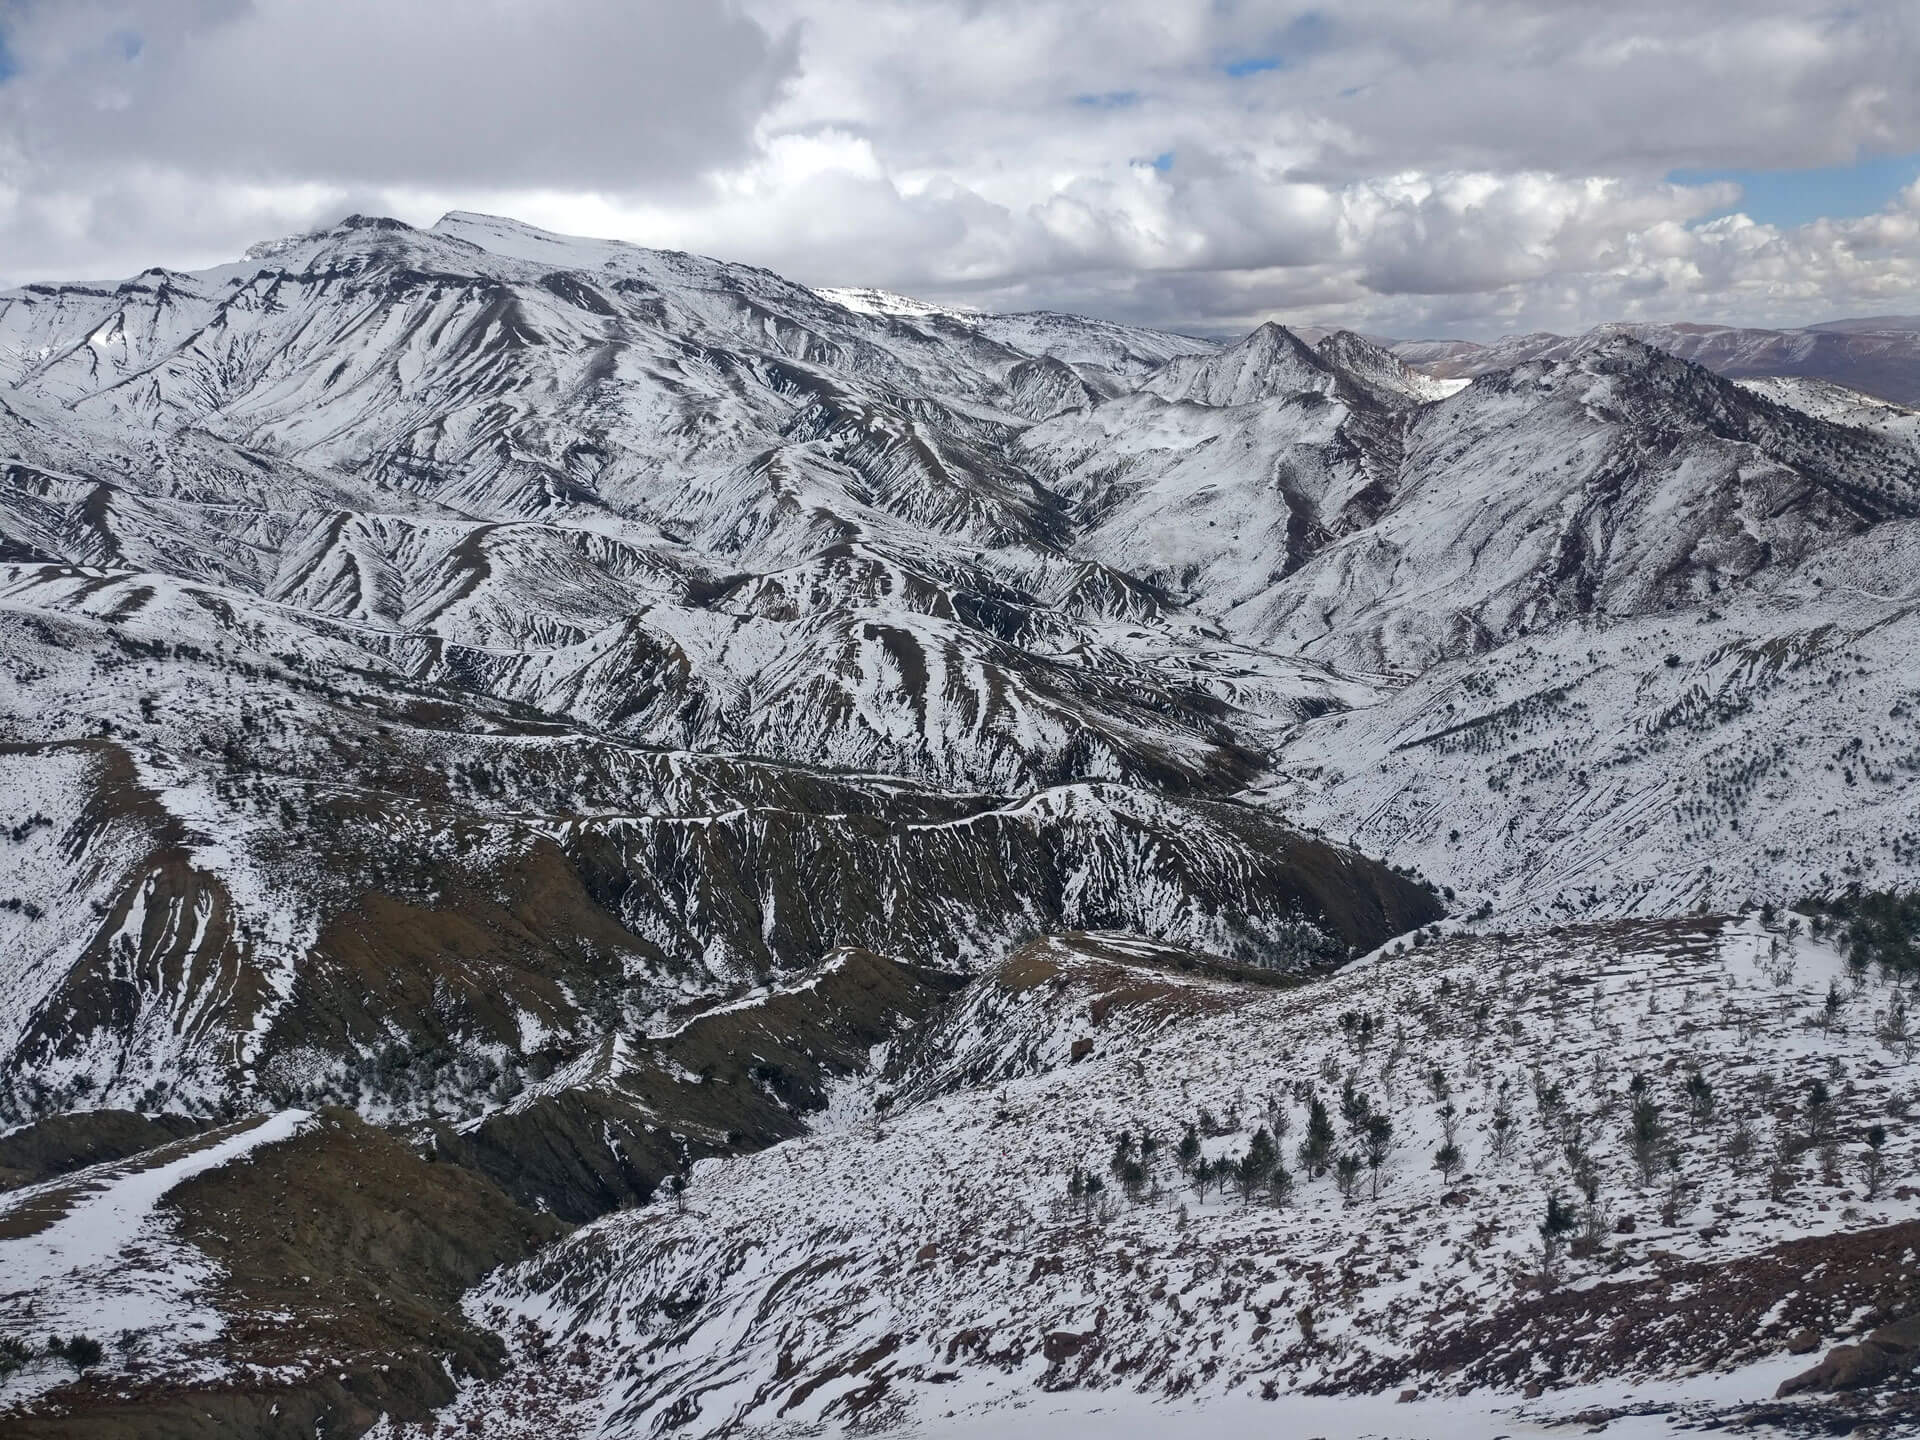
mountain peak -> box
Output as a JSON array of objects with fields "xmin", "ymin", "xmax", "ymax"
[
  {"xmin": 336, "ymin": 213, "xmax": 417, "ymax": 233},
  {"xmin": 814, "ymin": 285, "xmax": 984, "ymax": 323},
  {"xmin": 1142, "ymin": 318, "xmax": 1330, "ymax": 406},
  {"xmin": 1316, "ymin": 328, "xmax": 1468, "ymax": 406},
  {"xmin": 427, "ymin": 209, "xmax": 666, "ymax": 269}
]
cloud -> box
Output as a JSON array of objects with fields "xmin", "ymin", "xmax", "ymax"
[
  {"xmin": 0, "ymin": 0, "xmax": 795, "ymax": 279},
  {"xmin": 0, "ymin": 0, "xmax": 1917, "ymax": 337},
  {"xmin": 3, "ymin": 0, "xmax": 796, "ymax": 188}
]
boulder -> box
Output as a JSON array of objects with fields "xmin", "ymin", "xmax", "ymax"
[{"xmin": 1777, "ymin": 1312, "xmax": 1920, "ymax": 1395}]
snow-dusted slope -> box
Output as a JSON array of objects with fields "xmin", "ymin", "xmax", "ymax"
[
  {"xmin": 1264, "ymin": 535, "xmax": 1920, "ymax": 921},
  {"xmin": 1235, "ymin": 336, "xmax": 1920, "ymax": 673},
  {"xmin": 1736, "ymin": 375, "xmax": 1920, "ymax": 454},
  {"xmin": 0, "ymin": 1111, "xmax": 315, "ymax": 1410},
  {"xmin": 5, "ymin": 211, "xmax": 1920, "ymax": 1438},
  {"xmin": 0, "ymin": 212, "xmax": 1447, "ymax": 1130},
  {"xmin": 423, "ymin": 915, "xmax": 1920, "ymax": 1438}
]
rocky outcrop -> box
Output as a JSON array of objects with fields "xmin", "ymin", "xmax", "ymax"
[{"xmin": 1779, "ymin": 1312, "xmax": 1920, "ymax": 1396}]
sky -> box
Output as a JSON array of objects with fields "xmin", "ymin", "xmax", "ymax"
[{"xmin": 0, "ymin": 1, "xmax": 1918, "ymax": 341}]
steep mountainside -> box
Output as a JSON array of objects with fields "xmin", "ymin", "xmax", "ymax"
[
  {"xmin": 410, "ymin": 918, "xmax": 1920, "ymax": 1439},
  {"xmin": 3, "ymin": 213, "xmax": 1920, "ymax": 1438},
  {"xmin": 0, "ymin": 212, "xmax": 1444, "ymax": 1141}
]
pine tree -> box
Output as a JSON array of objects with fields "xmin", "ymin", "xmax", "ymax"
[
  {"xmin": 1540, "ymin": 1191, "xmax": 1578, "ymax": 1273},
  {"xmin": 1339, "ymin": 1077, "xmax": 1372, "ymax": 1134},
  {"xmin": 46, "ymin": 1334, "xmax": 103, "ymax": 1377},
  {"xmin": 1176, "ymin": 1122, "xmax": 1201, "ymax": 1177},
  {"xmin": 1684, "ymin": 1068, "xmax": 1715, "ymax": 1127},
  {"xmin": 1238, "ymin": 1127, "xmax": 1278, "ymax": 1203},
  {"xmin": 1864, "ymin": 1123, "xmax": 1889, "ymax": 1198},
  {"xmin": 1266, "ymin": 1160, "xmax": 1294, "ymax": 1207},
  {"xmin": 1490, "ymin": 1098, "xmax": 1516, "ymax": 1162},
  {"xmin": 1822, "ymin": 980, "xmax": 1848, "ymax": 1035},
  {"xmin": 1806, "ymin": 1079, "xmax": 1834, "ymax": 1142},
  {"xmin": 0, "ymin": 1337, "xmax": 31, "ymax": 1380},
  {"xmin": 1299, "ymin": 1093, "xmax": 1335, "ymax": 1177},
  {"xmin": 1628, "ymin": 1077, "xmax": 1666, "ymax": 1182},
  {"xmin": 1364, "ymin": 1113, "xmax": 1394, "ymax": 1198}
]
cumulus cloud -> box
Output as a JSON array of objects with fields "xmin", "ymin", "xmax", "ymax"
[{"xmin": 0, "ymin": 0, "xmax": 1917, "ymax": 337}]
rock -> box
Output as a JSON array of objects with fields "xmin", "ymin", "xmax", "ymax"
[
  {"xmin": 1786, "ymin": 1327, "xmax": 1821, "ymax": 1355},
  {"xmin": 1777, "ymin": 1312, "xmax": 1920, "ymax": 1395},
  {"xmin": 1523, "ymin": 1381, "xmax": 1544, "ymax": 1399},
  {"xmin": 1043, "ymin": 1330, "xmax": 1096, "ymax": 1364},
  {"xmin": 1397, "ymin": 1388, "xmax": 1418, "ymax": 1403},
  {"xmin": 1778, "ymin": 1342, "xmax": 1887, "ymax": 1395}
]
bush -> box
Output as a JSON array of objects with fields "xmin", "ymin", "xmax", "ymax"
[
  {"xmin": 0, "ymin": 1336, "xmax": 32, "ymax": 1378},
  {"xmin": 46, "ymin": 1333, "xmax": 104, "ymax": 1376}
]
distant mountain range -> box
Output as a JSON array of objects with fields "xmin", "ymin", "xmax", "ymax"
[{"xmin": 1395, "ymin": 315, "xmax": 1920, "ymax": 405}]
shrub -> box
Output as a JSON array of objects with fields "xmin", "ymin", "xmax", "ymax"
[
  {"xmin": 0, "ymin": 1336, "xmax": 32, "ymax": 1379},
  {"xmin": 46, "ymin": 1334, "xmax": 104, "ymax": 1376}
]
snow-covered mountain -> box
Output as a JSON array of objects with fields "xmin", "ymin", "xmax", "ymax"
[
  {"xmin": 3, "ymin": 212, "xmax": 1919, "ymax": 1438},
  {"xmin": 1397, "ymin": 318, "xmax": 1920, "ymax": 407}
]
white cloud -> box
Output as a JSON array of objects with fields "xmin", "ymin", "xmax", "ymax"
[{"xmin": 1, "ymin": 0, "xmax": 1917, "ymax": 337}]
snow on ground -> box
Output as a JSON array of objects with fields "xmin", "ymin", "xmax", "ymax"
[
  {"xmin": 0, "ymin": 1109, "xmax": 313, "ymax": 1406},
  {"xmin": 1736, "ymin": 376, "xmax": 1920, "ymax": 453},
  {"xmin": 411, "ymin": 918, "xmax": 1920, "ymax": 1439},
  {"xmin": 895, "ymin": 1351, "xmax": 1818, "ymax": 1440},
  {"xmin": 1264, "ymin": 566, "xmax": 1920, "ymax": 922}
]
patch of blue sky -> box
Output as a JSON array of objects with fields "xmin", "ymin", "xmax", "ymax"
[
  {"xmin": 1217, "ymin": 10, "xmax": 1334, "ymax": 79},
  {"xmin": 1671, "ymin": 151, "xmax": 1920, "ymax": 229}
]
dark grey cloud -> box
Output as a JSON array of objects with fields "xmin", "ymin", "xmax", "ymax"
[{"xmin": 2, "ymin": 0, "xmax": 795, "ymax": 188}]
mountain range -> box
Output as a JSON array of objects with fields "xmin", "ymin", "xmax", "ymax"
[
  {"xmin": 1, "ymin": 212, "xmax": 1918, "ymax": 1439},
  {"xmin": 1395, "ymin": 315, "xmax": 1920, "ymax": 407}
]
